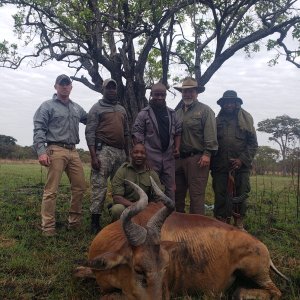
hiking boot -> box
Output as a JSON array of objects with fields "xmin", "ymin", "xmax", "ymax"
[
  {"xmin": 90, "ymin": 214, "xmax": 101, "ymax": 234},
  {"xmin": 42, "ymin": 229, "xmax": 56, "ymax": 237},
  {"xmin": 234, "ymin": 217, "xmax": 247, "ymax": 231},
  {"xmin": 68, "ymin": 222, "xmax": 81, "ymax": 231}
]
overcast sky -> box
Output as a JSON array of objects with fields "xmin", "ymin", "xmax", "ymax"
[{"xmin": 1, "ymin": 6, "xmax": 300, "ymax": 152}]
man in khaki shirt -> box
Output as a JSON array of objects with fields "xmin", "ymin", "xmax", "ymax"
[{"xmin": 175, "ymin": 77, "xmax": 218, "ymax": 214}]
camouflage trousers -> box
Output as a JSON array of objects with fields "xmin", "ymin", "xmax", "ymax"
[{"xmin": 90, "ymin": 145, "xmax": 126, "ymax": 214}]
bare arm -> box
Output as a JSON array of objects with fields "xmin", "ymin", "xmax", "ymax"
[{"xmin": 113, "ymin": 195, "xmax": 133, "ymax": 207}]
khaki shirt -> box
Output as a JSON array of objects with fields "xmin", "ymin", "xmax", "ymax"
[
  {"xmin": 176, "ymin": 100, "xmax": 218, "ymax": 156},
  {"xmin": 112, "ymin": 162, "xmax": 164, "ymax": 202}
]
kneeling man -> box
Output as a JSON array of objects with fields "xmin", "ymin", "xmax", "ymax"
[{"xmin": 110, "ymin": 143, "xmax": 163, "ymax": 221}]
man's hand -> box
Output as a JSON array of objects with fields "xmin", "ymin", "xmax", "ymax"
[
  {"xmin": 38, "ymin": 154, "xmax": 51, "ymax": 167},
  {"xmin": 230, "ymin": 158, "xmax": 242, "ymax": 170},
  {"xmin": 91, "ymin": 157, "xmax": 101, "ymax": 170},
  {"xmin": 173, "ymin": 147, "xmax": 180, "ymax": 158},
  {"xmin": 197, "ymin": 154, "xmax": 210, "ymax": 168}
]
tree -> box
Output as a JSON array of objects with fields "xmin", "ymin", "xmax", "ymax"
[
  {"xmin": 253, "ymin": 146, "xmax": 280, "ymax": 175},
  {"xmin": 0, "ymin": 134, "xmax": 17, "ymax": 145},
  {"xmin": 257, "ymin": 115, "xmax": 300, "ymax": 175},
  {"xmin": 1, "ymin": 1, "xmax": 300, "ymax": 124},
  {"xmin": 285, "ymin": 146, "xmax": 300, "ymax": 176},
  {"xmin": 267, "ymin": 20, "xmax": 300, "ymax": 68}
]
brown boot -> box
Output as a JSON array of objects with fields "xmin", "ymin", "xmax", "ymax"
[{"xmin": 234, "ymin": 216, "xmax": 246, "ymax": 231}]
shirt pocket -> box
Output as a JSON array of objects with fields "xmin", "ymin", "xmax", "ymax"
[
  {"xmin": 52, "ymin": 112, "xmax": 65, "ymax": 126},
  {"xmin": 235, "ymin": 128, "xmax": 246, "ymax": 140},
  {"xmin": 187, "ymin": 116, "xmax": 202, "ymax": 132}
]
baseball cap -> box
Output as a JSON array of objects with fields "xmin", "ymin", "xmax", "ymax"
[{"xmin": 55, "ymin": 74, "xmax": 72, "ymax": 85}]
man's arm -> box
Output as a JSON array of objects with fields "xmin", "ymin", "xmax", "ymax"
[
  {"xmin": 112, "ymin": 195, "xmax": 133, "ymax": 207},
  {"xmin": 131, "ymin": 111, "xmax": 146, "ymax": 144},
  {"xmin": 85, "ymin": 104, "xmax": 100, "ymax": 170},
  {"xmin": 173, "ymin": 112, "xmax": 182, "ymax": 157},
  {"xmin": 238, "ymin": 131, "xmax": 258, "ymax": 169},
  {"xmin": 33, "ymin": 104, "xmax": 51, "ymax": 166},
  {"xmin": 198, "ymin": 108, "xmax": 218, "ymax": 167}
]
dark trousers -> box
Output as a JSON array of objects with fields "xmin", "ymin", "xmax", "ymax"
[
  {"xmin": 211, "ymin": 170, "xmax": 250, "ymax": 218},
  {"xmin": 175, "ymin": 154, "xmax": 210, "ymax": 214}
]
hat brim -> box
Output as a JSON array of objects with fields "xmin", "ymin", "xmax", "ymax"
[
  {"xmin": 174, "ymin": 86, "xmax": 205, "ymax": 93},
  {"xmin": 217, "ymin": 97, "xmax": 243, "ymax": 105}
]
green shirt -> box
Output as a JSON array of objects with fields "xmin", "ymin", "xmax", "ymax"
[
  {"xmin": 176, "ymin": 100, "xmax": 218, "ymax": 156},
  {"xmin": 211, "ymin": 111, "xmax": 258, "ymax": 172},
  {"xmin": 111, "ymin": 162, "xmax": 164, "ymax": 202}
]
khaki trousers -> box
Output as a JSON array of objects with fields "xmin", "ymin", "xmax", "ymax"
[
  {"xmin": 175, "ymin": 154, "xmax": 210, "ymax": 214},
  {"xmin": 41, "ymin": 145, "xmax": 86, "ymax": 232}
]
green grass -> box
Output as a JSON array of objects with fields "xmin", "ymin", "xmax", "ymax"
[{"xmin": 0, "ymin": 161, "xmax": 299, "ymax": 299}]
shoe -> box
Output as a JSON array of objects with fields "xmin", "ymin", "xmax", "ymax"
[
  {"xmin": 68, "ymin": 223, "xmax": 81, "ymax": 231},
  {"xmin": 42, "ymin": 229, "xmax": 56, "ymax": 237},
  {"xmin": 90, "ymin": 214, "xmax": 101, "ymax": 234}
]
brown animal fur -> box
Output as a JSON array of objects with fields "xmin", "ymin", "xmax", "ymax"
[{"xmin": 85, "ymin": 203, "xmax": 284, "ymax": 299}]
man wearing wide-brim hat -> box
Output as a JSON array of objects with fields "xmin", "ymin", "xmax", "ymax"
[
  {"xmin": 211, "ymin": 90, "xmax": 258, "ymax": 230},
  {"xmin": 174, "ymin": 77, "xmax": 218, "ymax": 215}
]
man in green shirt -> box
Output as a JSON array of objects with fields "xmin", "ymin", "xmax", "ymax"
[
  {"xmin": 110, "ymin": 143, "xmax": 163, "ymax": 221},
  {"xmin": 174, "ymin": 77, "xmax": 218, "ymax": 214},
  {"xmin": 211, "ymin": 90, "xmax": 258, "ymax": 229}
]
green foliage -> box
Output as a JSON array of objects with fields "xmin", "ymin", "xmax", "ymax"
[
  {"xmin": 1, "ymin": 0, "xmax": 299, "ymax": 95},
  {"xmin": 0, "ymin": 134, "xmax": 17, "ymax": 145},
  {"xmin": 254, "ymin": 146, "xmax": 280, "ymax": 174}
]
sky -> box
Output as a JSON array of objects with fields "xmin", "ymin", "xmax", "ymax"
[{"xmin": 1, "ymin": 6, "xmax": 300, "ymax": 152}]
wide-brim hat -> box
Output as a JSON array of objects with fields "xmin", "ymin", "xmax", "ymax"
[
  {"xmin": 174, "ymin": 77, "xmax": 205, "ymax": 93},
  {"xmin": 217, "ymin": 90, "xmax": 243, "ymax": 106}
]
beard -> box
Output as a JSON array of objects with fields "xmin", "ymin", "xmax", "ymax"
[{"xmin": 183, "ymin": 98, "xmax": 194, "ymax": 106}]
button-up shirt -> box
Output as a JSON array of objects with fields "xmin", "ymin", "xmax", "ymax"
[
  {"xmin": 112, "ymin": 162, "xmax": 164, "ymax": 202},
  {"xmin": 33, "ymin": 94, "xmax": 87, "ymax": 156},
  {"xmin": 176, "ymin": 100, "xmax": 218, "ymax": 156}
]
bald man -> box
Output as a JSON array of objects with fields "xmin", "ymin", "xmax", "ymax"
[{"xmin": 132, "ymin": 83, "xmax": 181, "ymax": 201}]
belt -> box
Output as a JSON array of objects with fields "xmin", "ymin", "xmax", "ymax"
[
  {"xmin": 180, "ymin": 151, "xmax": 201, "ymax": 159},
  {"xmin": 48, "ymin": 142, "xmax": 76, "ymax": 150}
]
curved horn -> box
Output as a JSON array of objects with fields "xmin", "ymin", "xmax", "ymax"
[
  {"xmin": 147, "ymin": 177, "xmax": 175, "ymax": 239},
  {"xmin": 120, "ymin": 180, "xmax": 148, "ymax": 246}
]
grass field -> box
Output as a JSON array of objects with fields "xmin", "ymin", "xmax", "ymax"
[{"xmin": 0, "ymin": 161, "xmax": 299, "ymax": 299}]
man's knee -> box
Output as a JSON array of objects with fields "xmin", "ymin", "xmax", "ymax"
[{"xmin": 110, "ymin": 204, "xmax": 126, "ymax": 222}]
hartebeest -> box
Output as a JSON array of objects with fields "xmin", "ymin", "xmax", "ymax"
[{"xmin": 75, "ymin": 179, "xmax": 288, "ymax": 299}]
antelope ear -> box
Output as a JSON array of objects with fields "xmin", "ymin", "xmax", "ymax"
[
  {"xmin": 160, "ymin": 240, "xmax": 181, "ymax": 255},
  {"xmin": 73, "ymin": 266, "xmax": 96, "ymax": 278},
  {"xmin": 89, "ymin": 247, "xmax": 132, "ymax": 270}
]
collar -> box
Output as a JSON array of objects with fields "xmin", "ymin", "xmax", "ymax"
[
  {"xmin": 52, "ymin": 93, "xmax": 73, "ymax": 104},
  {"xmin": 99, "ymin": 98, "xmax": 119, "ymax": 107},
  {"xmin": 126, "ymin": 162, "xmax": 147, "ymax": 173}
]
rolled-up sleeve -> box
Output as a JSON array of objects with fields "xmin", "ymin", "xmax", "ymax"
[{"xmin": 33, "ymin": 104, "xmax": 49, "ymax": 156}]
